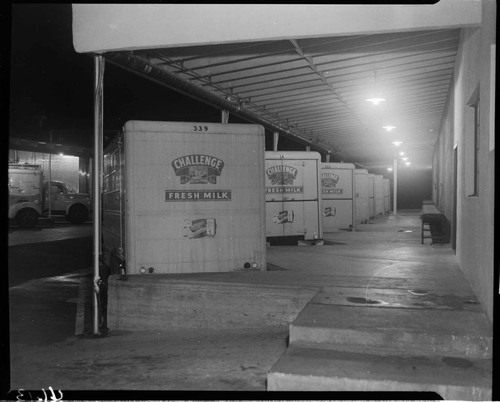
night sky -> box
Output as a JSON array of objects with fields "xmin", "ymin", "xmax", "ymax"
[
  {"xmin": 8, "ymin": 4, "xmax": 249, "ymax": 148},
  {"xmin": 7, "ymin": 4, "xmax": 319, "ymax": 152}
]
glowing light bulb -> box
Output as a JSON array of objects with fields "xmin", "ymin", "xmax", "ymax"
[{"xmin": 366, "ymin": 97, "xmax": 386, "ymax": 105}]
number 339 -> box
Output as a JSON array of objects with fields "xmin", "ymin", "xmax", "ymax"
[{"xmin": 193, "ymin": 125, "xmax": 208, "ymax": 131}]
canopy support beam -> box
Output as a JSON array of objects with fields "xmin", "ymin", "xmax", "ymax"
[{"xmin": 93, "ymin": 55, "xmax": 104, "ymax": 335}]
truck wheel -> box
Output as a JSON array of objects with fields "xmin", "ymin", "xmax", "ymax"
[
  {"xmin": 16, "ymin": 208, "xmax": 39, "ymax": 228},
  {"xmin": 67, "ymin": 204, "xmax": 89, "ymax": 224}
]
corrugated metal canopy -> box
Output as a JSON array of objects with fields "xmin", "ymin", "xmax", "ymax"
[{"xmin": 104, "ymin": 28, "xmax": 461, "ymax": 169}]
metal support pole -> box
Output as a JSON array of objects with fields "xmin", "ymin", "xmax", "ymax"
[
  {"xmin": 48, "ymin": 153, "xmax": 52, "ymax": 219},
  {"xmin": 48, "ymin": 131, "xmax": 53, "ymax": 219},
  {"xmin": 351, "ymin": 166, "xmax": 356, "ymax": 231},
  {"xmin": 393, "ymin": 159, "xmax": 398, "ymax": 215},
  {"xmin": 325, "ymin": 153, "xmax": 330, "ymax": 163},
  {"xmin": 93, "ymin": 55, "xmax": 104, "ymax": 335},
  {"xmin": 273, "ymin": 132, "xmax": 279, "ymax": 151},
  {"xmin": 306, "ymin": 146, "xmax": 311, "ymax": 152}
]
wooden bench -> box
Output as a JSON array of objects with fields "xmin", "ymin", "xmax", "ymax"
[{"xmin": 420, "ymin": 201, "xmax": 445, "ymax": 244}]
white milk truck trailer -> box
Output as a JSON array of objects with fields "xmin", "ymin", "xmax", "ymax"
[
  {"xmin": 265, "ymin": 151, "xmax": 323, "ymax": 245},
  {"xmin": 102, "ymin": 120, "xmax": 267, "ymax": 276}
]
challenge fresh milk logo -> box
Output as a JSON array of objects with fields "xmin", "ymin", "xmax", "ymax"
[
  {"xmin": 166, "ymin": 154, "xmax": 231, "ymax": 202},
  {"xmin": 172, "ymin": 154, "xmax": 225, "ymax": 184},
  {"xmin": 322, "ymin": 172, "xmax": 339, "ymax": 188},
  {"xmin": 322, "ymin": 172, "xmax": 343, "ymax": 194},
  {"xmin": 266, "ymin": 164, "xmax": 303, "ymax": 194},
  {"xmin": 266, "ymin": 165, "xmax": 297, "ymax": 185}
]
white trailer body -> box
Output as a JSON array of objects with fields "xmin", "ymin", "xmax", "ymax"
[
  {"xmin": 374, "ymin": 174, "xmax": 385, "ymax": 216},
  {"xmin": 383, "ymin": 178, "xmax": 391, "ymax": 213},
  {"xmin": 8, "ymin": 164, "xmax": 43, "ymax": 227},
  {"xmin": 102, "ymin": 120, "xmax": 266, "ymax": 274},
  {"xmin": 367, "ymin": 173, "xmax": 375, "ymax": 219},
  {"xmin": 320, "ymin": 162, "xmax": 355, "ymax": 231},
  {"xmin": 354, "ymin": 169, "xmax": 369, "ymax": 224},
  {"xmin": 265, "ymin": 151, "xmax": 322, "ymax": 242}
]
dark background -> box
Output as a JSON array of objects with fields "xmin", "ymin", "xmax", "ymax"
[
  {"xmin": 6, "ymin": 3, "xmax": 431, "ymax": 208},
  {"xmin": 7, "ymin": 3, "xmax": 306, "ymax": 150}
]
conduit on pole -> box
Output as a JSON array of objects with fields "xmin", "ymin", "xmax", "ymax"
[
  {"xmin": 103, "ymin": 51, "xmax": 326, "ymax": 152},
  {"xmin": 93, "ymin": 55, "xmax": 104, "ymax": 335}
]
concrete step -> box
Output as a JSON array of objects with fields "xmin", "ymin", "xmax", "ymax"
[
  {"xmin": 315, "ymin": 285, "xmax": 484, "ymax": 312},
  {"xmin": 289, "ymin": 302, "xmax": 492, "ymax": 359},
  {"xmin": 267, "ymin": 344, "xmax": 492, "ymax": 400}
]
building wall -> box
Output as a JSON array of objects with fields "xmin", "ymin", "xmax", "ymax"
[
  {"xmin": 433, "ymin": 76, "xmax": 456, "ymax": 218},
  {"xmin": 9, "ymin": 149, "xmax": 82, "ymax": 193},
  {"xmin": 433, "ymin": 0, "xmax": 495, "ymax": 321}
]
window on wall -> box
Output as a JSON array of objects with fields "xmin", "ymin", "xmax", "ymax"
[{"xmin": 465, "ymin": 87, "xmax": 480, "ymax": 197}]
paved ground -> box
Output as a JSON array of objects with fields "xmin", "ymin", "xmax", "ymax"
[
  {"xmin": 6, "ymin": 221, "xmax": 288, "ymax": 398},
  {"xmin": 4, "ymin": 210, "xmax": 495, "ymax": 399}
]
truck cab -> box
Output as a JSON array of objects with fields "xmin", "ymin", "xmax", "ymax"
[{"xmin": 43, "ymin": 180, "xmax": 92, "ymax": 224}]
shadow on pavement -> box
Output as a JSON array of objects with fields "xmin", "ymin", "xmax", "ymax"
[{"xmin": 8, "ymin": 237, "xmax": 93, "ymax": 287}]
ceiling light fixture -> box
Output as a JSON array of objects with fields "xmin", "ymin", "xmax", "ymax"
[
  {"xmin": 382, "ymin": 125, "xmax": 396, "ymax": 132},
  {"xmin": 392, "ymin": 141, "xmax": 403, "ymax": 146},
  {"xmin": 366, "ymin": 69, "xmax": 385, "ymax": 105},
  {"xmin": 366, "ymin": 97, "xmax": 386, "ymax": 105}
]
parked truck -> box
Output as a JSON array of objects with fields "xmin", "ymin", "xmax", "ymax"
[{"xmin": 8, "ymin": 163, "xmax": 92, "ymax": 227}]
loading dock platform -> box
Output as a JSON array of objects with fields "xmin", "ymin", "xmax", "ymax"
[{"xmin": 9, "ymin": 210, "xmax": 492, "ymax": 397}]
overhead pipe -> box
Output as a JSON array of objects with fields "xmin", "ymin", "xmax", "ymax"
[{"xmin": 104, "ymin": 51, "xmax": 327, "ymax": 152}]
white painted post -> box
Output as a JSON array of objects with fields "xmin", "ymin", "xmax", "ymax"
[
  {"xmin": 48, "ymin": 152, "xmax": 52, "ymax": 219},
  {"xmin": 221, "ymin": 109, "xmax": 229, "ymax": 124},
  {"xmin": 393, "ymin": 159, "xmax": 398, "ymax": 215},
  {"xmin": 273, "ymin": 132, "xmax": 279, "ymax": 151},
  {"xmin": 93, "ymin": 55, "xmax": 104, "ymax": 335}
]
